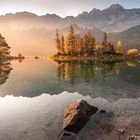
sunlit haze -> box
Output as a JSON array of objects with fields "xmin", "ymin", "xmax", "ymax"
[{"xmin": 0, "ymin": 0, "xmax": 140, "ymax": 56}]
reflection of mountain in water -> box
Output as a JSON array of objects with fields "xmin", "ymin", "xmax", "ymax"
[
  {"xmin": 0, "ymin": 61, "xmax": 12, "ymax": 85},
  {"xmin": 57, "ymin": 61, "xmax": 123, "ymax": 86}
]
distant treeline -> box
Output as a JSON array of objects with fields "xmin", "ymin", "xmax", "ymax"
[{"xmin": 55, "ymin": 26, "xmax": 124, "ymax": 56}]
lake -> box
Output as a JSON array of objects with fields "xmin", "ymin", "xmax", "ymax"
[{"xmin": 0, "ymin": 59, "xmax": 140, "ymax": 140}]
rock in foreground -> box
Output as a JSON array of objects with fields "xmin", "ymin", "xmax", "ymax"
[{"xmin": 63, "ymin": 100, "xmax": 98, "ymax": 133}]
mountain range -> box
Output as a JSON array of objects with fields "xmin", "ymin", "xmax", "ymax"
[
  {"xmin": 0, "ymin": 4, "xmax": 140, "ymax": 55},
  {"xmin": 0, "ymin": 4, "xmax": 140, "ymax": 32}
]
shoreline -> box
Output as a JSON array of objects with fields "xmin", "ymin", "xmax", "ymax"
[
  {"xmin": 0, "ymin": 56, "xmax": 25, "ymax": 61},
  {"xmin": 50, "ymin": 54, "xmax": 139, "ymax": 63}
]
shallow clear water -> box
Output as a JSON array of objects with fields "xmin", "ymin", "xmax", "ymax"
[{"xmin": 0, "ymin": 59, "xmax": 139, "ymax": 140}]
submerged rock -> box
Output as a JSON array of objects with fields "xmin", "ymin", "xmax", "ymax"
[
  {"xmin": 100, "ymin": 110, "xmax": 107, "ymax": 113},
  {"xmin": 63, "ymin": 99, "xmax": 98, "ymax": 133},
  {"xmin": 118, "ymin": 128, "xmax": 125, "ymax": 134},
  {"xmin": 128, "ymin": 134, "xmax": 140, "ymax": 140}
]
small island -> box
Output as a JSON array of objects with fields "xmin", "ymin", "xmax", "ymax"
[{"xmin": 51, "ymin": 26, "xmax": 139, "ymax": 62}]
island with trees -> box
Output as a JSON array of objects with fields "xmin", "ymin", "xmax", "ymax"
[{"xmin": 51, "ymin": 26, "xmax": 139, "ymax": 62}]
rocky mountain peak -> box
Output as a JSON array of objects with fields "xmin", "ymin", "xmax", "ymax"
[
  {"xmin": 89, "ymin": 8, "xmax": 101, "ymax": 14},
  {"xmin": 107, "ymin": 4, "xmax": 125, "ymax": 11}
]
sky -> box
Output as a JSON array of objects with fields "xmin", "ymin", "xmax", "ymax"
[{"xmin": 0, "ymin": 0, "xmax": 140, "ymax": 17}]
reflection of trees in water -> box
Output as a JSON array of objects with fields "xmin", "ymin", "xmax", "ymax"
[
  {"xmin": 0, "ymin": 61, "xmax": 12, "ymax": 85},
  {"xmin": 121, "ymin": 61, "xmax": 140, "ymax": 86},
  {"xmin": 126, "ymin": 60, "xmax": 138, "ymax": 68},
  {"xmin": 57, "ymin": 61, "xmax": 123, "ymax": 86},
  {"xmin": 18, "ymin": 58, "xmax": 24, "ymax": 63}
]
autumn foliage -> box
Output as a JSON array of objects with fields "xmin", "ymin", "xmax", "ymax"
[
  {"xmin": 55, "ymin": 26, "xmax": 124, "ymax": 57},
  {"xmin": 127, "ymin": 49, "xmax": 139, "ymax": 57}
]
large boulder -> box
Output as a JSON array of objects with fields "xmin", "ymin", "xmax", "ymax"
[{"xmin": 63, "ymin": 99, "xmax": 98, "ymax": 133}]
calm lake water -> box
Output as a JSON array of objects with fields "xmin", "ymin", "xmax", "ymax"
[{"xmin": 0, "ymin": 59, "xmax": 140, "ymax": 140}]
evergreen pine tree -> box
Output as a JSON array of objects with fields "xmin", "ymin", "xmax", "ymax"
[
  {"xmin": 75, "ymin": 34, "xmax": 83, "ymax": 55},
  {"xmin": 83, "ymin": 32, "xmax": 96, "ymax": 56},
  {"xmin": 0, "ymin": 34, "xmax": 10, "ymax": 59},
  {"xmin": 61, "ymin": 35, "xmax": 65, "ymax": 54},
  {"xmin": 88, "ymin": 32, "xmax": 96, "ymax": 55},
  {"xmin": 67, "ymin": 26, "xmax": 76, "ymax": 55},
  {"xmin": 55, "ymin": 30, "xmax": 61, "ymax": 54},
  {"xmin": 102, "ymin": 32, "xmax": 114, "ymax": 54}
]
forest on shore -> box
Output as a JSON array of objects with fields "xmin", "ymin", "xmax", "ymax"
[
  {"xmin": 55, "ymin": 26, "xmax": 124, "ymax": 56},
  {"xmin": 53, "ymin": 26, "xmax": 139, "ymax": 61}
]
